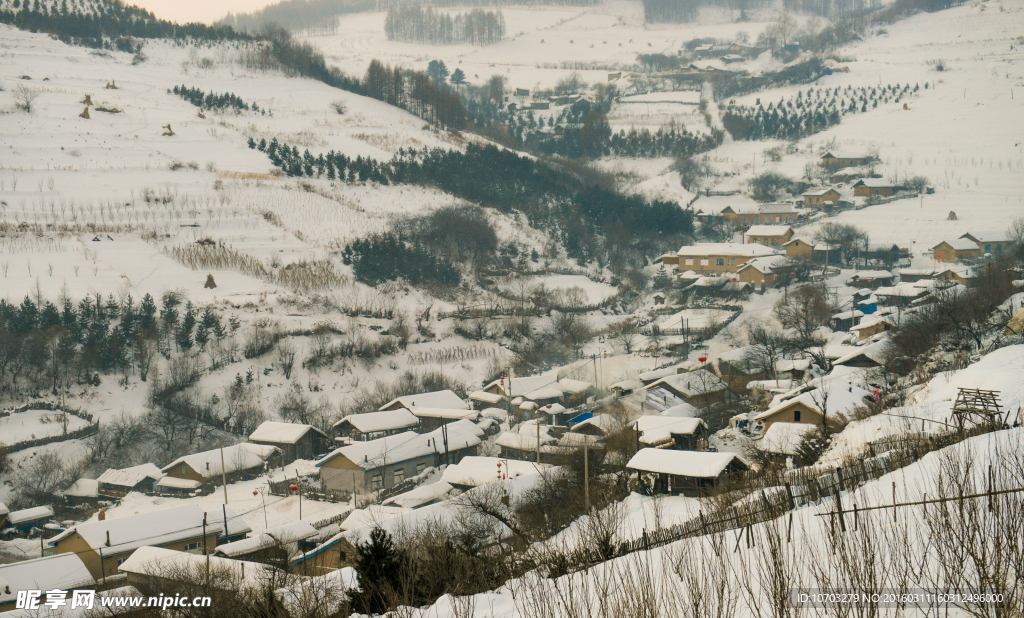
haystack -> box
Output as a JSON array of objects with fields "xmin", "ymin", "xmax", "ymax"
[
  {"xmin": 204, "ymin": 274, "xmax": 217, "ymax": 289},
  {"xmin": 79, "ymin": 106, "xmax": 90, "ymax": 119}
]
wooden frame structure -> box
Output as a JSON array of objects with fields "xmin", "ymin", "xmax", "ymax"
[{"xmin": 951, "ymin": 387, "xmax": 1002, "ymax": 433}]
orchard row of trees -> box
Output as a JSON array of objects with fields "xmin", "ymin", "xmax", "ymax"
[
  {"xmin": 341, "ymin": 233, "xmax": 462, "ymax": 286},
  {"xmin": 250, "ymin": 139, "xmax": 693, "ymax": 270},
  {"xmin": 723, "ymin": 83, "xmax": 918, "ymax": 141},
  {"xmin": 384, "ymin": 6, "xmax": 505, "ymax": 45},
  {"xmin": 171, "ymin": 85, "xmax": 263, "ymax": 113}
]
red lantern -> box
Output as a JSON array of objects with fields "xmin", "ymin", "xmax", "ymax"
[
  {"xmin": 252, "ymin": 490, "xmax": 258, "ymax": 496},
  {"xmin": 698, "ymin": 356, "xmax": 707, "ymax": 363},
  {"xmin": 289, "ymin": 484, "xmax": 298, "ymax": 492}
]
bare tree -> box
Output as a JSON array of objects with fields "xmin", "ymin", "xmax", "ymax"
[
  {"xmin": 13, "ymin": 84, "xmax": 41, "ymax": 113},
  {"xmin": 277, "ymin": 339, "xmax": 297, "ymax": 379}
]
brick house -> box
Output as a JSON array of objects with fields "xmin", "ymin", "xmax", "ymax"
[
  {"xmin": 674, "ymin": 243, "xmax": 779, "ymax": 275},
  {"xmin": 745, "ymin": 225, "xmax": 794, "ymax": 247},
  {"xmin": 853, "ymin": 178, "xmax": 896, "ymax": 197},
  {"xmin": 932, "ymin": 238, "xmax": 981, "ymax": 262}
]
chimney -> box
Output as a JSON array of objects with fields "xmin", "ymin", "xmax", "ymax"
[
  {"xmin": 97, "ymin": 509, "xmax": 106, "ymax": 521},
  {"xmin": 206, "ymin": 462, "xmax": 210, "ymax": 470},
  {"xmin": 105, "ymin": 531, "xmax": 111, "ymax": 547},
  {"xmin": 364, "ymin": 455, "xmax": 368, "ymax": 462}
]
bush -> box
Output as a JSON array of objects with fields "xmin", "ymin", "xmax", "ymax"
[{"xmin": 342, "ymin": 233, "xmax": 461, "ymax": 286}]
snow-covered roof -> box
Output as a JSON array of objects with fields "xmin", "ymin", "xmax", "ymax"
[
  {"xmin": 783, "ymin": 236, "xmax": 815, "ymax": 247},
  {"xmin": 249, "ymin": 421, "xmax": 326, "ymax": 444},
  {"xmin": 831, "ymin": 310, "xmax": 864, "ymax": 320},
  {"xmin": 745, "ymin": 225, "xmax": 793, "ymax": 237},
  {"xmin": 162, "ymin": 443, "xmax": 279, "ymax": 479},
  {"xmin": 318, "ymin": 420, "xmax": 482, "ymax": 471},
  {"xmin": 610, "ymin": 379, "xmax": 643, "ymax": 392},
  {"xmin": 64, "ymin": 478, "xmax": 99, "ymax": 498},
  {"xmin": 759, "ymin": 422, "xmax": 816, "ymax": 455},
  {"xmin": 626, "ymin": 449, "xmax": 745, "ymax": 478},
  {"xmin": 647, "ymin": 371, "xmax": 728, "ymax": 397},
  {"xmin": 157, "ymin": 477, "xmax": 202, "ymax": 489},
  {"xmin": 757, "ymin": 203, "xmax": 798, "ymax": 214},
  {"xmin": 381, "ymin": 389, "xmax": 469, "ymax": 411},
  {"xmin": 339, "ymin": 505, "xmax": 410, "ymax": 532},
  {"xmin": 441, "ymin": 456, "xmax": 549, "ymax": 487},
  {"xmin": 215, "ymin": 521, "xmax": 318, "ymax": 557},
  {"xmin": 802, "ymin": 187, "xmax": 839, "ymax": 196},
  {"xmin": 480, "ymin": 407, "xmax": 509, "ymax": 421},
  {"xmin": 469, "ymin": 390, "xmax": 504, "ymax": 404},
  {"xmin": 382, "ymin": 481, "xmax": 453, "ymax": 508},
  {"xmin": 849, "ymin": 270, "xmax": 893, "ymax": 281},
  {"xmin": 0, "ymin": 554, "xmax": 95, "ymax": 607},
  {"xmin": 677, "ymin": 243, "xmax": 779, "ymax": 258},
  {"xmin": 756, "ymin": 378, "xmax": 872, "ymax": 420},
  {"xmin": 118, "ymin": 546, "xmax": 273, "ymax": 590},
  {"xmin": 934, "ymin": 238, "xmax": 979, "ymax": 251},
  {"xmin": 854, "ymin": 177, "xmax": 895, "ymax": 188},
  {"xmin": 537, "ymin": 402, "xmax": 566, "ymax": 415},
  {"xmin": 8, "ymin": 506, "xmax": 54, "ymax": 524},
  {"xmin": 850, "ymin": 315, "xmax": 891, "ymax": 331},
  {"xmin": 523, "ymin": 386, "xmax": 565, "ymax": 400},
  {"xmin": 661, "ymin": 402, "xmax": 700, "ymax": 417},
  {"xmin": 96, "ymin": 463, "xmax": 165, "ymax": 488},
  {"xmin": 747, "ymin": 379, "xmax": 795, "ymax": 392},
  {"xmin": 569, "ymin": 413, "xmax": 622, "ymax": 434},
  {"xmin": 834, "ymin": 339, "xmax": 890, "ymax": 366},
  {"xmin": 0, "ymin": 503, "xmax": 8, "ymax": 516},
  {"xmin": 639, "ymin": 366, "xmax": 681, "ymax": 382},
  {"xmin": 776, "ymin": 358, "xmax": 811, "ymax": 372},
  {"xmin": 556, "ymin": 378, "xmax": 592, "ymax": 394},
  {"xmin": 412, "ymin": 407, "xmax": 481, "ymax": 420},
  {"xmin": 482, "ymin": 374, "xmax": 562, "ymax": 397},
  {"xmin": 495, "ymin": 422, "xmax": 557, "ymax": 450},
  {"xmin": 48, "ymin": 504, "xmax": 250, "ymax": 556},
  {"xmin": 738, "ymin": 255, "xmax": 790, "ymax": 274},
  {"xmin": 333, "ymin": 409, "xmax": 419, "ymax": 433},
  {"xmin": 821, "ymin": 150, "xmax": 868, "ymax": 160},
  {"xmin": 635, "ymin": 416, "xmax": 705, "ymax": 445}
]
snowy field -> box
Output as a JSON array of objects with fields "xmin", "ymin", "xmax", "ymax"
[{"xmin": 0, "ymin": 410, "xmax": 91, "ymax": 445}]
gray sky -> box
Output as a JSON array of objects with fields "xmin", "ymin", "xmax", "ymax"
[{"xmin": 132, "ymin": 0, "xmax": 277, "ymax": 24}]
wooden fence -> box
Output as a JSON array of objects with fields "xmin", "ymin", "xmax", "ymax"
[{"xmin": 0, "ymin": 422, "xmax": 100, "ymax": 456}]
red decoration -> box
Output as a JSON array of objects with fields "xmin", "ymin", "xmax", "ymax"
[
  {"xmin": 252, "ymin": 490, "xmax": 258, "ymax": 496},
  {"xmin": 289, "ymin": 485, "xmax": 298, "ymax": 492},
  {"xmin": 698, "ymin": 356, "xmax": 707, "ymax": 363}
]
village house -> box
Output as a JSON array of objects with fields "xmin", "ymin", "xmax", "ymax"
[
  {"xmin": 441, "ymin": 456, "xmax": 549, "ymax": 491},
  {"xmin": 118, "ymin": 546, "xmax": 273, "ymax": 594},
  {"xmin": 0, "ymin": 554, "xmax": 95, "ymax": 612},
  {"xmin": 671, "ymin": 243, "xmax": 779, "ymax": 276},
  {"xmin": 736, "ymin": 255, "xmax": 790, "ymax": 286},
  {"xmin": 934, "ymin": 266, "xmax": 976, "ymax": 286},
  {"xmin": 161, "ymin": 443, "xmax": 280, "ymax": 488},
  {"xmin": 715, "ymin": 346, "xmax": 766, "ymax": 392},
  {"xmin": 379, "ymin": 389, "xmax": 469, "ymax": 413},
  {"xmin": 932, "ymin": 238, "xmax": 981, "ymax": 262},
  {"xmin": 5, "ymin": 506, "xmax": 54, "ymax": 534},
  {"xmin": 833, "ymin": 339, "xmax": 889, "ymax": 368},
  {"xmin": 801, "ymin": 187, "xmax": 841, "ymax": 206},
  {"xmin": 782, "ymin": 237, "xmax": 815, "ymax": 260},
  {"xmin": 850, "ymin": 315, "xmax": 893, "ymax": 341},
  {"xmin": 470, "ymin": 374, "xmax": 592, "ymax": 414},
  {"xmin": 847, "ymin": 270, "xmax": 894, "ymax": 289},
  {"xmin": 745, "ymin": 225, "xmax": 794, "ymax": 247},
  {"xmin": 626, "ymin": 449, "xmax": 748, "ymax": 496},
  {"xmin": 96, "ymin": 463, "xmax": 164, "ymax": 498},
  {"xmin": 410, "ymin": 407, "xmax": 481, "ymax": 431},
  {"xmin": 853, "ymin": 178, "xmax": 896, "ymax": 198},
  {"xmin": 637, "ymin": 370, "xmax": 730, "ymax": 412},
  {"xmin": 248, "ymin": 421, "xmax": 331, "ymax": 465},
  {"xmin": 333, "ymin": 409, "xmax": 419, "ymax": 442},
  {"xmin": 44, "ymin": 504, "xmax": 251, "ymax": 581},
  {"xmin": 316, "ymin": 420, "xmax": 482, "ymax": 494},
  {"xmin": 214, "ymin": 520, "xmax": 319, "ymax": 568},
  {"xmin": 290, "ymin": 531, "xmax": 360, "ymax": 574},
  {"xmin": 719, "ymin": 203, "xmax": 800, "ymax": 227},
  {"xmin": 820, "ymin": 151, "xmax": 872, "ymax": 168},
  {"xmin": 633, "ymin": 416, "xmax": 708, "ymax": 451},
  {"xmin": 960, "ymin": 233, "xmax": 1011, "ymax": 256},
  {"xmin": 494, "ymin": 421, "xmax": 573, "ymax": 464},
  {"xmin": 758, "ymin": 422, "xmax": 816, "ymax": 467}
]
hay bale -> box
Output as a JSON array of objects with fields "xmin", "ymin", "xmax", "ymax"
[
  {"xmin": 947, "ymin": 210, "xmax": 957, "ymax": 220},
  {"xmin": 79, "ymin": 106, "xmax": 90, "ymax": 119},
  {"xmin": 204, "ymin": 274, "xmax": 217, "ymax": 289},
  {"xmin": 81, "ymin": 94, "xmax": 93, "ymax": 105}
]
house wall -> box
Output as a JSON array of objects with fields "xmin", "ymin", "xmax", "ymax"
[
  {"xmin": 748, "ymin": 230, "xmax": 792, "ymax": 246},
  {"xmin": 291, "ymin": 538, "xmax": 359, "ymax": 575},
  {"xmin": 804, "ymin": 191, "xmax": 840, "ymax": 205},
  {"xmin": 760, "ymin": 403, "xmax": 822, "ymax": 431},
  {"xmin": 933, "ymin": 243, "xmax": 980, "ymax": 262},
  {"xmin": 736, "ymin": 268, "xmax": 776, "ymax": 286},
  {"xmin": 855, "ymin": 322, "xmax": 889, "ymax": 341},
  {"xmin": 50, "ymin": 531, "xmax": 219, "ymax": 581},
  {"xmin": 676, "ymin": 254, "xmax": 746, "ymax": 274},
  {"xmin": 854, "ymin": 185, "xmax": 895, "ymax": 197},
  {"xmin": 785, "ymin": 241, "xmax": 813, "ymax": 259},
  {"xmin": 822, "ymin": 156, "xmax": 868, "ymax": 167},
  {"xmin": 319, "ymin": 454, "xmax": 365, "ymax": 494}
]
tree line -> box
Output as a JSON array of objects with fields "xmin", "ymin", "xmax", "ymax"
[
  {"xmin": 384, "ymin": 6, "xmax": 505, "ymax": 45},
  {"xmin": 171, "ymin": 85, "xmax": 263, "ymax": 113},
  {"xmin": 362, "ymin": 59, "xmax": 466, "ymax": 128},
  {"xmin": 249, "ymin": 139, "xmax": 694, "ymax": 270}
]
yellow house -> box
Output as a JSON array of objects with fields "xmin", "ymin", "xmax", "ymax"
[
  {"xmin": 290, "ymin": 531, "xmax": 360, "ymax": 574},
  {"xmin": 44, "ymin": 504, "xmax": 251, "ymax": 581},
  {"xmin": 161, "ymin": 443, "xmax": 279, "ymax": 487},
  {"xmin": 783, "ymin": 237, "xmax": 815, "ymax": 259},
  {"xmin": 932, "ymin": 239, "xmax": 981, "ymax": 263},
  {"xmin": 820, "ymin": 151, "xmax": 871, "ymax": 168},
  {"xmin": 675, "ymin": 243, "xmax": 779, "ymax": 275},
  {"xmin": 802, "ymin": 187, "xmax": 841, "ymax": 206},
  {"xmin": 745, "ymin": 225, "xmax": 794, "ymax": 247},
  {"xmin": 753, "ymin": 398, "xmax": 823, "ymax": 431}
]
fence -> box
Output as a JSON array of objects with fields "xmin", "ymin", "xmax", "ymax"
[{"xmin": 0, "ymin": 422, "xmax": 100, "ymax": 456}]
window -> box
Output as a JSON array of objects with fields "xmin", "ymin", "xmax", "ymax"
[
  {"xmin": 700, "ymin": 258, "xmax": 709, "ymax": 266},
  {"xmin": 116, "ymin": 557, "xmax": 128, "ymax": 566},
  {"xmin": 985, "ymin": 244, "xmax": 991, "ymax": 253},
  {"xmin": 183, "ymin": 542, "xmax": 203, "ymax": 552},
  {"xmin": 181, "ymin": 464, "xmax": 187, "ymax": 475},
  {"xmin": 786, "ymin": 215, "xmax": 793, "ymax": 222},
  {"xmin": 416, "ymin": 462, "xmax": 425, "ymax": 475},
  {"xmin": 715, "ymin": 258, "xmax": 724, "ymax": 266},
  {"xmin": 371, "ymin": 475, "xmax": 383, "ymax": 490},
  {"xmin": 794, "ymin": 410, "xmax": 802, "ymax": 422},
  {"xmin": 685, "ymin": 258, "xmax": 694, "ymax": 265},
  {"xmin": 727, "ymin": 258, "xmax": 735, "ymax": 266},
  {"xmin": 394, "ymin": 468, "xmax": 404, "ymax": 484}
]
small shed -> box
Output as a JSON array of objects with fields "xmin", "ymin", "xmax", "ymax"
[
  {"xmin": 7, "ymin": 506, "xmax": 54, "ymax": 533},
  {"xmin": 249, "ymin": 421, "xmax": 331, "ymax": 464},
  {"xmin": 626, "ymin": 449, "xmax": 748, "ymax": 496},
  {"xmin": 333, "ymin": 409, "xmax": 419, "ymax": 442}
]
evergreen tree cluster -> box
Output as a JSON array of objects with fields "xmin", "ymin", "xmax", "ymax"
[
  {"xmin": 384, "ymin": 6, "xmax": 505, "ymax": 45},
  {"xmin": 722, "ymin": 82, "xmax": 917, "ymax": 141},
  {"xmin": 251, "ymin": 139, "xmax": 694, "ymax": 266},
  {"xmin": 341, "ymin": 233, "xmax": 462, "ymax": 286},
  {"xmin": 0, "ymin": 291, "xmax": 227, "ymax": 398},
  {"xmin": 170, "ymin": 85, "xmax": 262, "ymax": 113},
  {"xmin": 0, "ymin": 0, "xmax": 243, "ymax": 49},
  {"xmin": 362, "ymin": 59, "xmax": 466, "ymax": 129}
]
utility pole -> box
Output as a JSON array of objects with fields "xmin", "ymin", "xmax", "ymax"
[
  {"xmin": 536, "ymin": 421, "xmax": 541, "ymax": 464},
  {"xmin": 220, "ymin": 447, "xmax": 228, "ymax": 504},
  {"xmin": 295, "ymin": 468, "xmax": 302, "ymax": 519},
  {"xmin": 584, "ymin": 434, "xmax": 590, "ymax": 512},
  {"xmin": 202, "ymin": 513, "xmax": 209, "ymax": 581}
]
